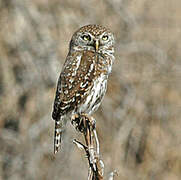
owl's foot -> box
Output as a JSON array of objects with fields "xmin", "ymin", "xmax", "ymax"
[
  {"xmin": 71, "ymin": 113, "xmax": 96, "ymax": 133},
  {"xmin": 81, "ymin": 113, "xmax": 96, "ymax": 129},
  {"xmin": 71, "ymin": 114, "xmax": 83, "ymax": 132}
]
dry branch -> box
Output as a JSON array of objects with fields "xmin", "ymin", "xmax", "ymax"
[{"xmin": 71, "ymin": 114, "xmax": 117, "ymax": 180}]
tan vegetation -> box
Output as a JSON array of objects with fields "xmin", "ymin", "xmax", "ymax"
[{"xmin": 0, "ymin": 0, "xmax": 180, "ymax": 179}]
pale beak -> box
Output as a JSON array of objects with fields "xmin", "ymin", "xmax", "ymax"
[{"xmin": 94, "ymin": 39, "xmax": 99, "ymax": 52}]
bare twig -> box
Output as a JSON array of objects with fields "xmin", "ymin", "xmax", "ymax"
[{"xmin": 72, "ymin": 114, "xmax": 116, "ymax": 180}]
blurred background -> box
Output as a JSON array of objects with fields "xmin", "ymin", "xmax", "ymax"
[{"xmin": 0, "ymin": 0, "xmax": 181, "ymax": 179}]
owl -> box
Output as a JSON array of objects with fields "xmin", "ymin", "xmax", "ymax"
[{"xmin": 52, "ymin": 24, "xmax": 115, "ymax": 154}]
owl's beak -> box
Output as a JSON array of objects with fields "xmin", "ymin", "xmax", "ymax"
[{"xmin": 94, "ymin": 39, "xmax": 99, "ymax": 52}]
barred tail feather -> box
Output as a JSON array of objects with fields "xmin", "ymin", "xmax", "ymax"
[{"xmin": 54, "ymin": 121, "xmax": 62, "ymax": 154}]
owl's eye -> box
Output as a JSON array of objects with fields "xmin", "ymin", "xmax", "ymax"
[
  {"xmin": 82, "ymin": 34, "xmax": 91, "ymax": 41},
  {"xmin": 102, "ymin": 35, "xmax": 109, "ymax": 41}
]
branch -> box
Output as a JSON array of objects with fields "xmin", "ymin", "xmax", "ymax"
[{"xmin": 71, "ymin": 114, "xmax": 117, "ymax": 180}]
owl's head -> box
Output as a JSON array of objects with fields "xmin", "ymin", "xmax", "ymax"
[{"xmin": 70, "ymin": 24, "xmax": 115, "ymax": 55}]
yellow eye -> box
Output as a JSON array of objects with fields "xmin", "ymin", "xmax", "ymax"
[
  {"xmin": 82, "ymin": 35, "xmax": 91, "ymax": 41},
  {"xmin": 102, "ymin": 35, "xmax": 108, "ymax": 41}
]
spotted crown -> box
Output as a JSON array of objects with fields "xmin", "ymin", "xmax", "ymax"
[{"xmin": 75, "ymin": 24, "xmax": 111, "ymax": 37}]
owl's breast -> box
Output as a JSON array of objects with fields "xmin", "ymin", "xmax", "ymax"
[
  {"xmin": 95, "ymin": 52, "xmax": 114, "ymax": 76},
  {"xmin": 55, "ymin": 51, "xmax": 112, "ymax": 116},
  {"xmin": 76, "ymin": 72, "xmax": 107, "ymax": 115}
]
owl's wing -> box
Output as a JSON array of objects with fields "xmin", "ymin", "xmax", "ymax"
[
  {"xmin": 52, "ymin": 51, "xmax": 97, "ymax": 120},
  {"xmin": 52, "ymin": 75, "xmax": 62, "ymax": 120}
]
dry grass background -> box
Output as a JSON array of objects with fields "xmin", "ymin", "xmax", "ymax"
[{"xmin": 0, "ymin": 0, "xmax": 181, "ymax": 179}]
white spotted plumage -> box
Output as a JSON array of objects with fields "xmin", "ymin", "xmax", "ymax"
[
  {"xmin": 77, "ymin": 74, "xmax": 108, "ymax": 114},
  {"xmin": 52, "ymin": 24, "xmax": 115, "ymax": 154}
]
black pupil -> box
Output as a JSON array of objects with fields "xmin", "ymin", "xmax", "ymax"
[
  {"xmin": 103, "ymin": 35, "xmax": 108, "ymax": 40},
  {"xmin": 83, "ymin": 35, "xmax": 91, "ymax": 41}
]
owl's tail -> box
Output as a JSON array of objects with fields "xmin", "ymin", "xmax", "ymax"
[{"xmin": 54, "ymin": 120, "xmax": 62, "ymax": 154}]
